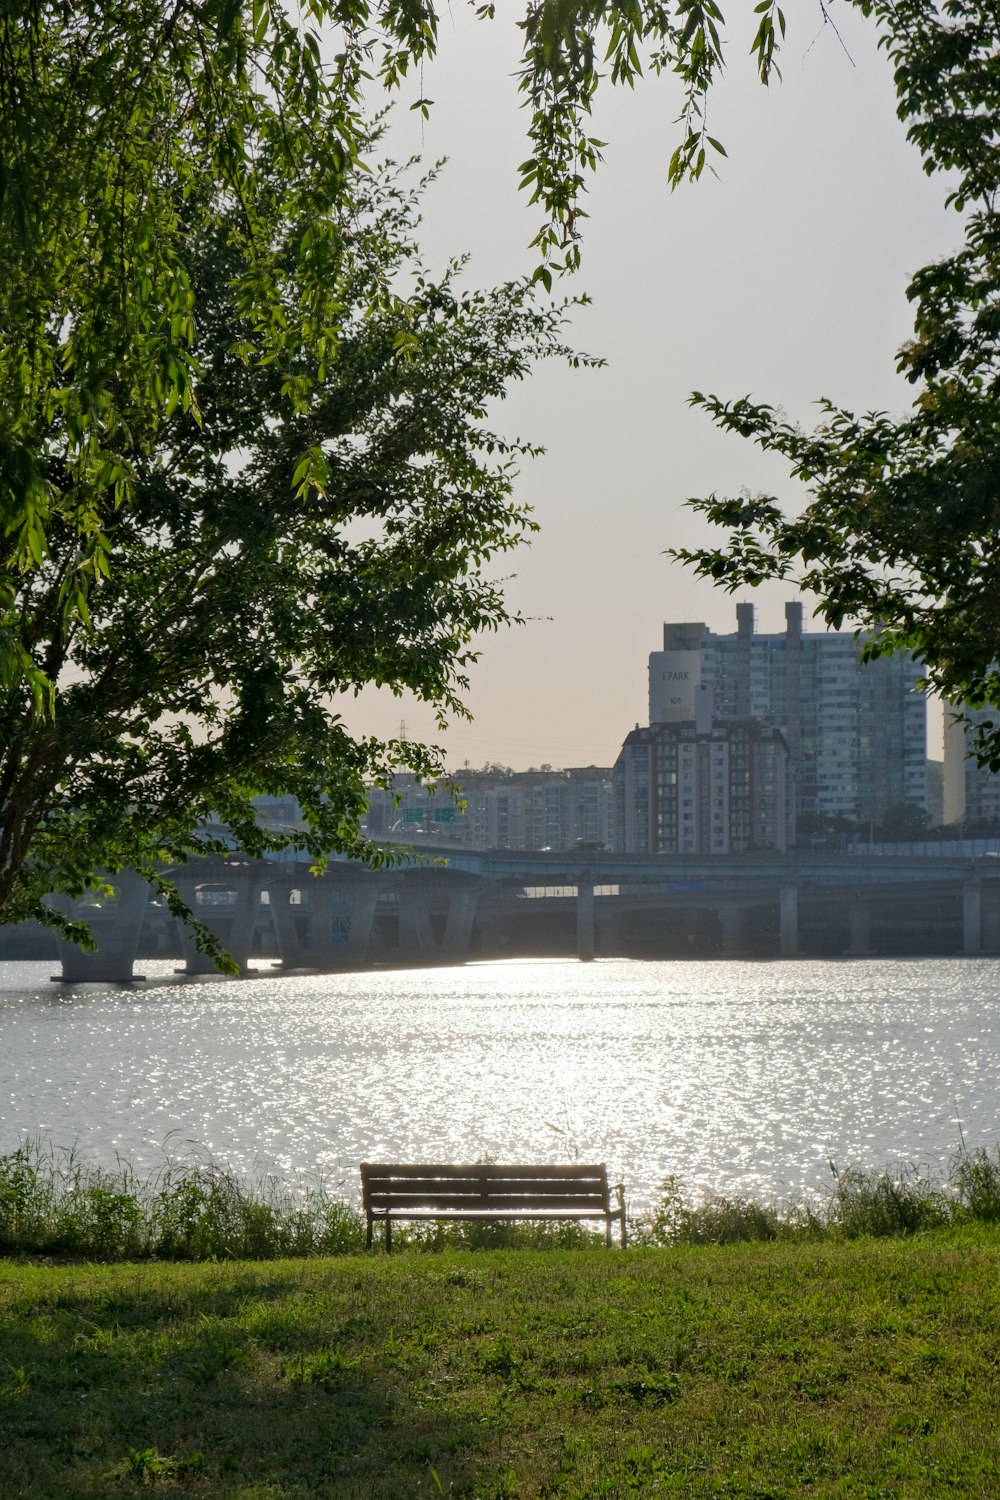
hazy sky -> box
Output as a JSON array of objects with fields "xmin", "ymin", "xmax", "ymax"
[{"xmin": 336, "ymin": 4, "xmax": 957, "ymax": 770}]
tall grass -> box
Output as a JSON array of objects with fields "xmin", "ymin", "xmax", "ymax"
[
  {"xmin": 0, "ymin": 1138, "xmax": 365, "ymax": 1261},
  {"xmin": 636, "ymin": 1147, "xmax": 1000, "ymax": 1247},
  {"xmin": 4, "ymin": 1136, "xmax": 1000, "ymax": 1261}
]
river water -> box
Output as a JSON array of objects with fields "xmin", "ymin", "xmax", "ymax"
[{"xmin": 2, "ymin": 956, "xmax": 999, "ymax": 1213}]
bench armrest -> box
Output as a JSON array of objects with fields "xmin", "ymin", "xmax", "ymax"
[{"xmin": 613, "ymin": 1182, "xmax": 627, "ymax": 1247}]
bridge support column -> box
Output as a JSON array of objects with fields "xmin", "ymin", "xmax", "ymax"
[
  {"xmin": 982, "ymin": 886, "xmax": 1000, "ymax": 953},
  {"xmin": 172, "ymin": 865, "xmax": 263, "ymax": 975},
  {"xmin": 779, "ymin": 885, "xmax": 798, "ymax": 958},
  {"xmin": 474, "ymin": 911, "xmax": 502, "ymax": 958},
  {"xmin": 576, "ymin": 880, "xmax": 595, "ymax": 962},
  {"xmin": 683, "ymin": 910, "xmax": 699, "ymax": 948},
  {"xmin": 338, "ymin": 884, "xmax": 379, "ymax": 963},
  {"xmin": 596, "ymin": 910, "xmax": 618, "ymax": 957},
  {"xmin": 848, "ymin": 902, "xmax": 874, "ymax": 956},
  {"xmin": 963, "ymin": 881, "xmax": 983, "ymax": 955},
  {"xmin": 50, "ymin": 869, "xmax": 150, "ymax": 983},
  {"xmin": 398, "ymin": 888, "xmax": 433, "ymax": 957},
  {"xmin": 441, "ymin": 887, "xmax": 479, "ymax": 957},
  {"xmin": 269, "ymin": 871, "xmax": 380, "ymax": 968},
  {"xmin": 720, "ymin": 904, "xmax": 744, "ymax": 957}
]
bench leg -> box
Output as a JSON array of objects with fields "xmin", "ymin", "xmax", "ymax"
[
  {"xmin": 385, "ymin": 1216, "xmax": 392, "ymax": 1254},
  {"xmin": 605, "ymin": 1216, "xmax": 612, "ymax": 1249},
  {"xmin": 366, "ymin": 1216, "xmax": 373, "ymax": 1251}
]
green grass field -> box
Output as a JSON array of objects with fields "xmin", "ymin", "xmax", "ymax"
[{"xmin": 3, "ymin": 1228, "xmax": 1000, "ymax": 1498}]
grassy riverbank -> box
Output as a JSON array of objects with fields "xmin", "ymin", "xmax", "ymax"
[
  {"xmin": 3, "ymin": 1228, "xmax": 1000, "ymax": 1498},
  {"xmin": 6, "ymin": 1136, "xmax": 1000, "ymax": 1260}
]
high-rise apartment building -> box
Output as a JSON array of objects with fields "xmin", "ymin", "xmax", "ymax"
[
  {"xmin": 943, "ymin": 704, "xmax": 1000, "ymax": 827},
  {"xmin": 614, "ymin": 716, "xmax": 793, "ymax": 854},
  {"xmin": 363, "ymin": 768, "xmax": 615, "ymax": 850},
  {"xmin": 648, "ymin": 601, "xmax": 926, "ymax": 823}
]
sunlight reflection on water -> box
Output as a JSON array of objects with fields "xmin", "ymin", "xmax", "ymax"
[{"xmin": 1, "ymin": 955, "xmax": 998, "ymax": 1210}]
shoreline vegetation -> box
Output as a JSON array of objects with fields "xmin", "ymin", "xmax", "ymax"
[
  {"xmin": 4, "ymin": 1136, "xmax": 1000, "ymax": 1262},
  {"xmin": 3, "ymin": 1143, "xmax": 1000, "ymax": 1495}
]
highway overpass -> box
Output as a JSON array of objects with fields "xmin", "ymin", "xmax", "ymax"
[{"xmin": 26, "ymin": 846, "xmax": 1000, "ymax": 981}]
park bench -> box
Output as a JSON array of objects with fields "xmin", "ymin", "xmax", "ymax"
[{"xmin": 360, "ymin": 1161, "xmax": 627, "ymax": 1251}]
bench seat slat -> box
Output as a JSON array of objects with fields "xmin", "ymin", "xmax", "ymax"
[
  {"xmin": 368, "ymin": 1208, "xmax": 619, "ymax": 1221},
  {"xmin": 362, "ymin": 1162, "xmax": 606, "ymax": 1181},
  {"xmin": 480, "ymin": 1179, "xmax": 607, "ymax": 1197},
  {"xmin": 367, "ymin": 1193, "xmax": 611, "ymax": 1212},
  {"xmin": 365, "ymin": 1180, "xmax": 608, "ymax": 1200}
]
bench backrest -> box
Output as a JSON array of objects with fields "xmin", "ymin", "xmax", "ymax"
[{"xmin": 360, "ymin": 1162, "xmax": 611, "ymax": 1213}]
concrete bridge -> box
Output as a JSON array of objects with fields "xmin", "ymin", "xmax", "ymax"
[{"xmin": 41, "ymin": 847, "xmax": 1000, "ymax": 981}]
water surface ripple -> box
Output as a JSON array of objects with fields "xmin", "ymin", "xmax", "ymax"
[{"xmin": 1, "ymin": 956, "xmax": 998, "ymax": 1211}]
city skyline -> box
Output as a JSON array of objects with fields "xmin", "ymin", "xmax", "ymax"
[{"xmin": 334, "ymin": 5, "xmax": 956, "ymax": 771}]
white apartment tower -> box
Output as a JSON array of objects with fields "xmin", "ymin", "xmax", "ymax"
[
  {"xmin": 943, "ymin": 703, "xmax": 1000, "ymax": 828},
  {"xmin": 648, "ymin": 601, "xmax": 926, "ymax": 823}
]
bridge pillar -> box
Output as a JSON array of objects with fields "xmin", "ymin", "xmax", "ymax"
[
  {"xmin": 441, "ymin": 886, "xmax": 479, "ymax": 956},
  {"xmin": 982, "ymin": 885, "xmax": 1000, "ymax": 953},
  {"xmin": 779, "ymin": 885, "xmax": 798, "ymax": 958},
  {"xmin": 963, "ymin": 881, "xmax": 983, "ymax": 955},
  {"xmin": 398, "ymin": 887, "xmax": 434, "ymax": 957},
  {"xmin": 268, "ymin": 867, "xmax": 381, "ymax": 968},
  {"xmin": 576, "ymin": 880, "xmax": 595, "ymax": 962},
  {"xmin": 475, "ymin": 910, "xmax": 503, "ymax": 958},
  {"xmin": 389, "ymin": 872, "xmax": 483, "ymax": 962},
  {"xmin": 683, "ymin": 909, "xmax": 700, "ymax": 948},
  {"xmin": 596, "ymin": 909, "xmax": 618, "ymax": 957},
  {"xmin": 171, "ymin": 864, "xmax": 264, "ymax": 974},
  {"xmin": 50, "ymin": 869, "xmax": 150, "ymax": 983},
  {"xmin": 848, "ymin": 901, "xmax": 874, "ymax": 956},
  {"xmin": 720, "ymin": 904, "xmax": 744, "ymax": 957}
]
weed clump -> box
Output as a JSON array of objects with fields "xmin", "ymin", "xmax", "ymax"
[
  {"xmin": 637, "ymin": 1175, "xmax": 787, "ymax": 1247},
  {"xmin": 0, "ymin": 1137, "xmax": 365, "ymax": 1261},
  {"xmin": 634, "ymin": 1145, "xmax": 1000, "ymax": 1247},
  {"xmin": 825, "ymin": 1161, "xmax": 951, "ymax": 1238},
  {"xmin": 953, "ymin": 1143, "xmax": 1000, "ymax": 1222}
]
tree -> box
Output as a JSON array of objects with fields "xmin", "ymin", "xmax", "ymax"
[
  {"xmin": 11, "ymin": 0, "xmax": 953, "ymax": 950},
  {"xmin": 3, "ymin": 0, "xmax": 370, "ymax": 696},
  {"xmin": 491, "ymin": 0, "xmax": 786, "ymax": 276},
  {"xmin": 792, "ymin": 811, "xmax": 858, "ymax": 851},
  {"xmin": 3, "ymin": 0, "xmax": 778, "ymax": 947},
  {"xmin": 878, "ymin": 803, "xmax": 932, "ymax": 843},
  {"xmin": 1, "ymin": 129, "xmax": 595, "ymax": 944},
  {"xmin": 2, "ymin": 1, "xmax": 623, "ymax": 945},
  {"xmin": 671, "ymin": 1, "xmax": 1000, "ymax": 767}
]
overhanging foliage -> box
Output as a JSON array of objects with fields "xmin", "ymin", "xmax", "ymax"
[
  {"xmin": 671, "ymin": 0, "xmax": 1000, "ymax": 765},
  {"xmin": 1, "ymin": 143, "xmax": 595, "ymax": 937}
]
